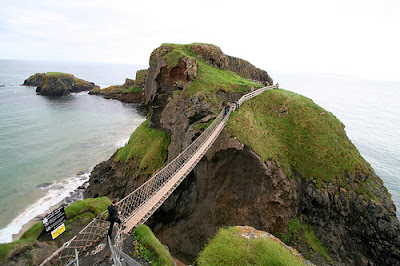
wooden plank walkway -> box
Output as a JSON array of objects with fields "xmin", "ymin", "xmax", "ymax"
[{"xmin": 122, "ymin": 116, "xmax": 226, "ymax": 233}]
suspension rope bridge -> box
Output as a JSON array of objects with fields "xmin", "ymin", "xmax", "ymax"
[{"xmin": 40, "ymin": 85, "xmax": 277, "ymax": 265}]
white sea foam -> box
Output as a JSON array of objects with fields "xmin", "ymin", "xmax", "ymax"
[
  {"xmin": 115, "ymin": 137, "xmax": 130, "ymax": 148},
  {"xmin": 74, "ymin": 91, "xmax": 90, "ymax": 96},
  {"xmin": 0, "ymin": 173, "xmax": 89, "ymax": 244}
]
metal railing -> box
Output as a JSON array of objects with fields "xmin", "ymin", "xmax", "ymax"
[{"xmin": 40, "ymin": 85, "xmax": 276, "ymax": 265}]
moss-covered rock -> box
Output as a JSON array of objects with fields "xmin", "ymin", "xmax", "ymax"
[
  {"xmin": 24, "ymin": 72, "xmax": 99, "ymax": 96},
  {"xmin": 23, "ymin": 73, "xmax": 46, "ymax": 86}
]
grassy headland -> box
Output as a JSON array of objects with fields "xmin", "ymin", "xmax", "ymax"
[
  {"xmin": 226, "ymin": 89, "xmax": 371, "ymax": 183},
  {"xmin": 157, "ymin": 43, "xmax": 263, "ymax": 108}
]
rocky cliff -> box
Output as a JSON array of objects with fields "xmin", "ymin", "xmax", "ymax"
[
  {"xmin": 84, "ymin": 43, "xmax": 400, "ymax": 265},
  {"xmin": 24, "ymin": 72, "xmax": 99, "ymax": 96}
]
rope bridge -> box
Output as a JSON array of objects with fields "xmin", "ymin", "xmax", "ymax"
[{"xmin": 40, "ymin": 85, "xmax": 276, "ymax": 265}]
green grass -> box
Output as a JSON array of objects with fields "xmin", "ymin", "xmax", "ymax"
[
  {"xmin": 164, "ymin": 48, "xmax": 188, "ymax": 69},
  {"xmin": 93, "ymin": 85, "xmax": 123, "ymax": 94},
  {"xmin": 0, "ymin": 197, "xmax": 110, "ymax": 262},
  {"xmin": 183, "ymin": 44, "xmax": 262, "ymax": 107},
  {"xmin": 133, "ymin": 225, "xmax": 174, "ymax": 266},
  {"xmin": 123, "ymin": 86, "xmax": 143, "ymax": 93},
  {"xmin": 46, "ymin": 72, "xmax": 73, "ymax": 77},
  {"xmin": 226, "ymin": 89, "xmax": 370, "ymax": 184},
  {"xmin": 154, "ymin": 43, "xmax": 262, "ymax": 110},
  {"xmin": 194, "ymin": 119, "xmax": 215, "ymax": 131},
  {"xmin": 135, "ymin": 69, "xmax": 147, "ymax": 85},
  {"xmin": 0, "ymin": 222, "xmax": 45, "ymax": 262},
  {"xmin": 0, "ymin": 239, "xmax": 32, "ymax": 263},
  {"xmin": 279, "ymin": 218, "xmax": 333, "ymax": 262},
  {"xmin": 64, "ymin": 197, "xmax": 111, "ymax": 219},
  {"xmin": 303, "ymin": 224, "xmax": 332, "ymax": 262},
  {"xmin": 197, "ymin": 227, "xmax": 304, "ymax": 265},
  {"xmin": 115, "ymin": 119, "xmax": 170, "ymax": 174},
  {"xmin": 20, "ymin": 222, "xmax": 44, "ymax": 240},
  {"xmin": 186, "ymin": 57, "xmax": 261, "ymax": 96}
]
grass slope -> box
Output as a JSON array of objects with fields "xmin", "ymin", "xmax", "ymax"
[
  {"xmin": 227, "ymin": 89, "xmax": 370, "ymax": 183},
  {"xmin": 115, "ymin": 119, "xmax": 170, "ymax": 175},
  {"xmin": 133, "ymin": 225, "xmax": 174, "ymax": 266},
  {"xmin": 159, "ymin": 43, "xmax": 262, "ymax": 108},
  {"xmin": 197, "ymin": 227, "xmax": 304, "ymax": 265}
]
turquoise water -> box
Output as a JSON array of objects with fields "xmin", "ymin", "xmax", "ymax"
[{"xmin": 0, "ymin": 60, "xmax": 146, "ymax": 243}]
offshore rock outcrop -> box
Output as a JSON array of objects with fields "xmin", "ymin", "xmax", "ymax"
[
  {"xmin": 85, "ymin": 43, "xmax": 400, "ymax": 265},
  {"xmin": 24, "ymin": 73, "xmax": 99, "ymax": 96}
]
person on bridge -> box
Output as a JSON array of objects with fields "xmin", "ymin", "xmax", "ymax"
[
  {"xmin": 107, "ymin": 198, "xmax": 122, "ymax": 237},
  {"xmin": 224, "ymin": 102, "xmax": 231, "ymax": 116}
]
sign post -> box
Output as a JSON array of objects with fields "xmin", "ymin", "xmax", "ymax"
[{"xmin": 43, "ymin": 206, "xmax": 67, "ymax": 239}]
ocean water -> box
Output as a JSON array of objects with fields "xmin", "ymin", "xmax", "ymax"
[
  {"xmin": 0, "ymin": 59, "xmax": 146, "ymax": 243},
  {"xmin": 272, "ymin": 72, "xmax": 400, "ymax": 216}
]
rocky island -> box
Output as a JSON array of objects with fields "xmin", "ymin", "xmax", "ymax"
[
  {"xmin": 23, "ymin": 72, "xmax": 99, "ymax": 96},
  {"xmin": 3, "ymin": 43, "xmax": 399, "ymax": 265}
]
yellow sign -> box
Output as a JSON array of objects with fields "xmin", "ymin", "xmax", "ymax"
[{"xmin": 51, "ymin": 223, "xmax": 66, "ymax": 239}]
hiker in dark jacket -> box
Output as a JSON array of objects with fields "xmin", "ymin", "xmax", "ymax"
[{"xmin": 107, "ymin": 198, "xmax": 121, "ymax": 237}]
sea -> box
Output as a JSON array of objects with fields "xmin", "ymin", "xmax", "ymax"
[
  {"xmin": 0, "ymin": 60, "xmax": 398, "ymax": 244},
  {"xmin": 0, "ymin": 59, "xmax": 147, "ymax": 243}
]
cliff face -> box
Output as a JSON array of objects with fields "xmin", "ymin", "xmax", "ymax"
[
  {"xmin": 84, "ymin": 43, "xmax": 400, "ymax": 265},
  {"xmin": 24, "ymin": 73, "xmax": 99, "ymax": 96},
  {"xmin": 147, "ymin": 130, "xmax": 298, "ymax": 262},
  {"xmin": 298, "ymin": 174, "xmax": 400, "ymax": 264}
]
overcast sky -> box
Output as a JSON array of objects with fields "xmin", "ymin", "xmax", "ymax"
[{"xmin": 1, "ymin": 0, "xmax": 399, "ymax": 81}]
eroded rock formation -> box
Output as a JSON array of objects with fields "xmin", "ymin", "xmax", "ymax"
[{"xmin": 24, "ymin": 73, "xmax": 99, "ymax": 96}]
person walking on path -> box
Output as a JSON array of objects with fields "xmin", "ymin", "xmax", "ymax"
[
  {"xmin": 107, "ymin": 198, "xmax": 122, "ymax": 237},
  {"xmin": 224, "ymin": 102, "xmax": 231, "ymax": 116}
]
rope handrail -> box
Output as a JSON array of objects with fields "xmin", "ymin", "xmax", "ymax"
[{"xmin": 41, "ymin": 85, "xmax": 276, "ymax": 265}]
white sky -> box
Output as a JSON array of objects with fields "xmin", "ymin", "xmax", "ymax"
[{"xmin": 1, "ymin": 0, "xmax": 399, "ymax": 81}]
